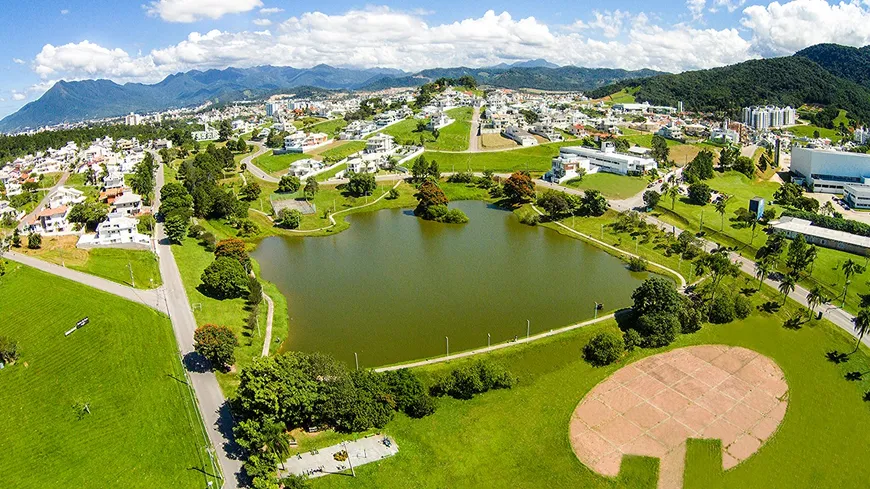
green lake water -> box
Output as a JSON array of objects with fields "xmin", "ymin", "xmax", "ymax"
[{"xmin": 252, "ymin": 201, "xmax": 648, "ymax": 367}]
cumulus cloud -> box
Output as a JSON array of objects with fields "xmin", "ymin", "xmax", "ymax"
[
  {"xmin": 259, "ymin": 7, "xmax": 283, "ymax": 15},
  {"xmin": 742, "ymin": 0, "xmax": 870, "ymax": 56},
  {"xmin": 252, "ymin": 18, "xmax": 272, "ymax": 26},
  {"xmin": 11, "ymin": 92, "xmax": 26, "ymax": 101},
  {"xmin": 687, "ymin": 0, "xmax": 706, "ymax": 19},
  {"xmin": 33, "ymin": 40, "xmax": 159, "ymax": 81},
  {"xmin": 60, "ymin": 9, "xmax": 69, "ymax": 15},
  {"xmin": 12, "ymin": 58, "xmax": 25, "ymax": 64},
  {"xmin": 586, "ymin": 10, "xmax": 631, "ymax": 38},
  {"xmin": 147, "ymin": 0, "xmax": 263, "ymax": 23}
]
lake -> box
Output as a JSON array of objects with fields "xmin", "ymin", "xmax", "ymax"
[{"xmin": 252, "ymin": 200, "xmax": 648, "ymax": 367}]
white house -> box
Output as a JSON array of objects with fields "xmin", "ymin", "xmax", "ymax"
[
  {"xmin": 284, "ymin": 132, "xmax": 331, "ymax": 153},
  {"xmin": 340, "ymin": 120, "xmax": 378, "ymax": 140},
  {"xmin": 77, "ymin": 213, "xmax": 150, "ymax": 248},
  {"xmin": 544, "ymin": 152, "xmax": 592, "ymax": 184},
  {"xmin": 503, "ymin": 126, "xmax": 538, "ymax": 147},
  {"xmin": 530, "ymin": 123, "xmax": 563, "ymax": 142},
  {"xmin": 286, "ymin": 159, "xmax": 324, "ymax": 179},
  {"xmin": 28, "ymin": 206, "xmax": 73, "ymax": 234},
  {"xmin": 558, "ymin": 142, "xmax": 658, "ymax": 175},
  {"xmin": 365, "ymin": 134, "xmax": 395, "ymax": 155},
  {"xmin": 112, "ymin": 192, "xmax": 143, "ymax": 216},
  {"xmin": 427, "ymin": 112, "xmax": 454, "ymax": 131},
  {"xmin": 48, "ymin": 186, "xmax": 85, "ymax": 208},
  {"xmin": 657, "ymin": 123, "xmax": 684, "ymax": 141},
  {"xmin": 192, "ymin": 124, "xmax": 219, "ymax": 141},
  {"xmin": 0, "ymin": 200, "xmax": 23, "ymax": 222},
  {"xmin": 103, "ymin": 172, "xmax": 125, "ymax": 190}
]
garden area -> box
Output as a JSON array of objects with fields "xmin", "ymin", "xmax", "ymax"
[{"xmin": 0, "ymin": 264, "xmax": 208, "ymax": 489}]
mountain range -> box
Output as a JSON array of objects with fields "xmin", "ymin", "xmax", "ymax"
[
  {"xmin": 587, "ymin": 43, "xmax": 870, "ymax": 122},
  {"xmin": 0, "ymin": 62, "xmax": 660, "ymax": 132}
]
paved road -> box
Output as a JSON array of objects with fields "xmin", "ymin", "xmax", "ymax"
[
  {"xmin": 241, "ymin": 141, "xmax": 276, "ymax": 183},
  {"xmin": 153, "ymin": 156, "xmax": 245, "ymax": 488},
  {"xmin": 18, "ymin": 170, "xmax": 71, "ymax": 232},
  {"xmin": 3, "ymin": 250, "xmax": 167, "ymax": 313},
  {"xmin": 261, "ymin": 291, "xmax": 275, "ymax": 357},
  {"xmin": 468, "ymin": 107, "xmax": 481, "ymax": 152}
]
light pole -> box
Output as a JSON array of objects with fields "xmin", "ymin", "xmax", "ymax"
[
  {"xmin": 127, "ymin": 262, "xmax": 134, "ymax": 287},
  {"xmin": 594, "ymin": 302, "xmax": 600, "ymax": 319},
  {"xmin": 487, "ymin": 333, "xmax": 491, "ymax": 347},
  {"xmin": 446, "ymin": 336, "xmax": 449, "ymax": 356},
  {"xmin": 526, "ymin": 319, "xmax": 530, "ymax": 339},
  {"xmin": 354, "ymin": 352, "xmax": 359, "ymax": 371}
]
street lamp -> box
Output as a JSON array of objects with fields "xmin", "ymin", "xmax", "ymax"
[{"xmin": 594, "ymin": 302, "xmax": 600, "ymax": 319}]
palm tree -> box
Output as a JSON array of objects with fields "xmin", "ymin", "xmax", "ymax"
[
  {"xmin": 779, "ymin": 273, "xmax": 797, "ymax": 305},
  {"xmin": 853, "ymin": 308, "xmax": 870, "ymax": 353},
  {"xmin": 840, "ymin": 259, "xmax": 866, "ymax": 307},
  {"xmin": 714, "ymin": 194, "xmax": 730, "ymax": 231},
  {"xmin": 806, "ymin": 245, "xmax": 818, "ymax": 276},
  {"xmin": 755, "ymin": 255, "xmax": 773, "ymax": 291},
  {"xmin": 806, "ymin": 287, "xmax": 826, "ymax": 318},
  {"xmin": 262, "ymin": 420, "xmax": 291, "ymax": 470},
  {"xmin": 667, "ymin": 184, "xmax": 680, "ymax": 210},
  {"xmin": 821, "ymin": 201, "xmax": 836, "ymax": 217}
]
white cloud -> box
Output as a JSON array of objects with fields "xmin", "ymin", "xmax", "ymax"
[
  {"xmin": 11, "ymin": 92, "xmax": 26, "ymax": 101},
  {"xmin": 259, "ymin": 7, "xmax": 283, "ymax": 14},
  {"xmin": 742, "ymin": 0, "xmax": 870, "ymax": 56},
  {"xmin": 687, "ymin": 0, "xmax": 706, "ymax": 19},
  {"xmin": 12, "ymin": 58, "xmax": 25, "ymax": 64},
  {"xmin": 252, "ymin": 18, "xmax": 272, "ymax": 26},
  {"xmin": 33, "ymin": 40, "xmax": 159, "ymax": 81},
  {"xmin": 710, "ymin": 0, "xmax": 746, "ymax": 13},
  {"xmin": 60, "ymin": 9, "xmax": 69, "ymax": 15},
  {"xmin": 147, "ymin": 0, "xmax": 263, "ymax": 23},
  {"xmin": 586, "ymin": 10, "xmax": 631, "ymax": 38}
]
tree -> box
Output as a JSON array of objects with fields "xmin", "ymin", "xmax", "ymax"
[
  {"xmin": 537, "ymin": 190, "xmax": 572, "ymax": 219},
  {"xmin": 643, "ymin": 190, "xmax": 661, "ymax": 210},
  {"xmin": 650, "ymin": 135, "xmax": 670, "ymax": 164},
  {"xmin": 303, "ymin": 177, "xmax": 319, "ymax": 200},
  {"xmin": 241, "ymin": 182, "xmax": 262, "ymax": 201},
  {"xmin": 635, "ymin": 312, "xmax": 681, "ymax": 347},
  {"xmin": 755, "ymin": 254, "xmax": 775, "ymax": 290},
  {"xmin": 277, "ymin": 175, "xmax": 301, "ymax": 193},
  {"xmin": 27, "ymin": 233, "xmax": 41, "ymax": 249},
  {"xmin": 778, "ymin": 273, "xmax": 797, "ymax": 305},
  {"xmin": 200, "ymin": 256, "xmax": 249, "ymax": 299},
  {"xmin": 277, "ymin": 208, "xmax": 302, "ymax": 229},
  {"xmin": 130, "ymin": 153, "xmax": 156, "ymax": 201},
  {"xmin": 714, "ymin": 194, "xmax": 730, "ymax": 230},
  {"xmin": 0, "ymin": 336, "xmax": 19, "ymax": 364},
  {"xmin": 261, "ymin": 420, "xmax": 292, "ymax": 468},
  {"xmin": 214, "ymin": 238, "xmax": 251, "ymax": 269},
  {"xmin": 502, "ymin": 172, "xmax": 535, "ymax": 204},
  {"xmin": 774, "ymin": 182, "xmax": 803, "ymax": 207},
  {"xmin": 632, "ymin": 277, "xmax": 682, "ymax": 317},
  {"xmin": 11, "ymin": 229, "xmax": 20, "ymax": 248},
  {"xmin": 346, "ymin": 172, "xmax": 377, "ymax": 197},
  {"xmin": 717, "ymin": 145, "xmax": 740, "ymax": 171},
  {"xmin": 164, "ymin": 214, "xmax": 190, "ymax": 243},
  {"xmin": 785, "ymin": 235, "xmax": 811, "ymax": 276},
  {"xmin": 582, "ymin": 190, "xmax": 608, "ymax": 216},
  {"xmin": 666, "ymin": 184, "xmax": 680, "ymax": 210},
  {"xmin": 853, "ymin": 308, "xmax": 870, "ymax": 353},
  {"xmin": 583, "ymin": 332, "xmax": 625, "ymax": 366},
  {"xmin": 68, "ymin": 201, "xmax": 109, "ymax": 231},
  {"xmin": 194, "ymin": 324, "xmax": 239, "ymax": 370},
  {"xmin": 806, "ymin": 287, "xmax": 826, "ymax": 318},
  {"xmin": 687, "ymin": 182, "xmax": 712, "ymax": 205},
  {"xmin": 840, "ymin": 259, "xmax": 866, "ymax": 307},
  {"xmin": 732, "ymin": 156, "xmax": 755, "ymax": 178},
  {"xmin": 414, "ymin": 180, "xmax": 448, "ymax": 219},
  {"xmin": 411, "ymin": 156, "xmax": 430, "ymax": 182},
  {"xmin": 218, "ymin": 120, "xmax": 233, "ymax": 142},
  {"xmin": 685, "ymin": 150, "xmax": 714, "ymax": 181},
  {"xmin": 694, "ymin": 251, "xmax": 740, "ymax": 301},
  {"xmin": 821, "ymin": 201, "xmax": 836, "ymax": 216}
]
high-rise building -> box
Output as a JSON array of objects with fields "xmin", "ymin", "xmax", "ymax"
[
  {"xmin": 742, "ymin": 106, "xmax": 796, "ymax": 131},
  {"xmin": 124, "ymin": 112, "xmax": 142, "ymax": 126}
]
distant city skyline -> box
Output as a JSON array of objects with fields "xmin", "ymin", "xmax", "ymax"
[{"xmin": 3, "ymin": 0, "xmax": 870, "ymax": 118}]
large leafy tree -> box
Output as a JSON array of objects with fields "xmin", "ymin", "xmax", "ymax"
[
  {"xmin": 632, "ymin": 277, "xmax": 682, "ymax": 317},
  {"xmin": 346, "ymin": 172, "xmax": 377, "ymax": 197},
  {"xmin": 650, "ymin": 135, "xmax": 669, "ymax": 164},
  {"xmin": 502, "ymin": 171, "xmax": 535, "ymax": 204},
  {"xmin": 214, "ymin": 238, "xmax": 251, "ymax": 269},
  {"xmin": 414, "ymin": 180, "xmax": 448, "ymax": 217},
  {"xmin": 194, "ymin": 324, "xmax": 239, "ymax": 370},
  {"xmin": 200, "ymin": 256, "xmax": 249, "ymax": 299},
  {"xmin": 277, "ymin": 175, "xmax": 301, "ymax": 193}
]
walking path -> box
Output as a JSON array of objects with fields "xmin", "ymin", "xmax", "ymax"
[
  {"xmin": 261, "ymin": 291, "xmax": 275, "ymax": 357},
  {"xmin": 282, "ymin": 179, "xmax": 404, "ymax": 234},
  {"xmin": 375, "ymin": 313, "xmax": 616, "ymax": 372},
  {"xmin": 153, "ymin": 156, "xmax": 244, "ymax": 488},
  {"xmin": 4, "ymin": 250, "xmax": 167, "ymax": 313},
  {"xmin": 468, "ymin": 107, "xmax": 481, "ymax": 152}
]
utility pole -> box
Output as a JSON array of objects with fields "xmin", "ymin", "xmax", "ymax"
[
  {"xmin": 526, "ymin": 319, "xmax": 530, "ymax": 339},
  {"xmin": 487, "ymin": 333, "xmax": 491, "ymax": 347},
  {"xmin": 445, "ymin": 336, "xmax": 449, "ymax": 356},
  {"xmin": 594, "ymin": 302, "xmax": 600, "ymax": 319},
  {"xmin": 354, "ymin": 352, "xmax": 359, "ymax": 371},
  {"xmin": 127, "ymin": 262, "xmax": 134, "ymax": 287},
  {"xmin": 344, "ymin": 441, "xmax": 355, "ymax": 477}
]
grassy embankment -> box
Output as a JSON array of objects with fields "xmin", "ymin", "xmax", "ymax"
[{"xmin": 0, "ymin": 264, "xmax": 210, "ymax": 489}]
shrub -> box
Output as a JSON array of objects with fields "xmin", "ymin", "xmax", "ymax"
[
  {"xmin": 199, "ymin": 232, "xmax": 217, "ymax": 251},
  {"xmin": 679, "ymin": 297, "xmax": 704, "ymax": 333},
  {"xmin": 188, "ymin": 224, "xmax": 205, "ymax": 238},
  {"xmin": 200, "ymin": 257, "xmax": 249, "ymax": 299},
  {"xmin": 635, "ymin": 313, "xmax": 681, "ymax": 348},
  {"xmin": 441, "ymin": 208, "xmax": 469, "ymax": 224},
  {"xmin": 278, "ymin": 175, "xmax": 301, "ymax": 193},
  {"xmin": 447, "ymin": 171, "xmax": 475, "ymax": 183},
  {"xmin": 632, "ymin": 277, "xmax": 682, "ymax": 317},
  {"xmin": 583, "ymin": 332, "xmax": 625, "ymax": 366},
  {"xmin": 387, "ymin": 188, "xmax": 399, "ymax": 200},
  {"xmin": 27, "ymin": 233, "xmax": 42, "ymax": 249},
  {"xmin": 708, "ymin": 294, "xmax": 736, "ymax": 324},
  {"xmin": 278, "ymin": 208, "xmax": 302, "ymax": 229},
  {"xmin": 214, "ymin": 238, "xmax": 250, "ymax": 268},
  {"xmin": 346, "ymin": 172, "xmax": 377, "ymax": 197},
  {"xmin": 430, "ymin": 360, "xmax": 515, "ymax": 400},
  {"xmin": 194, "ymin": 324, "xmax": 239, "ymax": 370},
  {"xmin": 383, "ymin": 369, "xmax": 436, "ymax": 418},
  {"xmin": 0, "ymin": 336, "xmax": 20, "ymax": 364},
  {"xmin": 623, "ymin": 329, "xmax": 642, "ymax": 351},
  {"xmin": 518, "ymin": 211, "xmax": 539, "ymax": 226},
  {"xmin": 734, "ymin": 294, "xmax": 752, "ymax": 319},
  {"xmin": 628, "ymin": 256, "xmax": 648, "ymax": 272}
]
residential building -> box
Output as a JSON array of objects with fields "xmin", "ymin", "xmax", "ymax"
[
  {"xmin": 790, "ymin": 147, "xmax": 870, "ymax": 193},
  {"xmin": 28, "ymin": 206, "xmax": 73, "ymax": 234},
  {"xmin": 530, "ymin": 123, "xmax": 563, "ymax": 142},
  {"xmin": 286, "ymin": 159, "xmax": 324, "ymax": 178},
  {"xmin": 77, "ymin": 213, "xmax": 150, "ymax": 248},
  {"xmin": 855, "ymin": 127, "xmax": 870, "ymax": 145},
  {"xmin": 742, "ymin": 106, "xmax": 796, "ymax": 131},
  {"xmin": 770, "ymin": 216, "xmax": 870, "ymax": 256},
  {"xmin": 48, "ymin": 186, "xmax": 85, "ymax": 208},
  {"xmin": 365, "ymin": 134, "xmax": 395, "ymax": 154},
  {"xmin": 340, "ymin": 120, "xmax": 378, "ymax": 140},
  {"xmin": 125, "ymin": 112, "xmax": 142, "ymax": 126},
  {"xmin": 112, "ymin": 192, "xmax": 143, "ymax": 216},
  {"xmin": 265, "ymin": 102, "xmax": 280, "ymax": 117},
  {"xmin": 656, "ymin": 123, "xmax": 684, "ymax": 141},
  {"xmin": 192, "ymin": 124, "xmax": 219, "ymax": 141},
  {"xmin": 503, "ymin": 126, "xmax": 538, "ymax": 147},
  {"xmin": 284, "ymin": 132, "xmax": 330, "ymax": 153},
  {"xmin": 557, "ymin": 142, "xmax": 657, "ymax": 175},
  {"xmin": 612, "ymin": 102, "xmax": 677, "ymax": 115},
  {"xmin": 543, "ymin": 152, "xmax": 591, "ymax": 184},
  {"xmin": 427, "ymin": 112, "xmax": 454, "ymax": 131}
]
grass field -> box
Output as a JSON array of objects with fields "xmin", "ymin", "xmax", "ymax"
[
  {"xmin": 564, "ymin": 173, "xmax": 650, "ymax": 200},
  {"xmin": 480, "ymin": 133, "xmax": 519, "ymax": 149},
  {"xmin": 17, "ymin": 235, "xmax": 162, "ymax": 288},
  {"xmin": 310, "ymin": 274, "xmax": 870, "ymax": 489},
  {"xmin": 305, "ymin": 118, "xmax": 347, "ymax": 137},
  {"xmin": 319, "ymin": 141, "xmax": 365, "ymax": 161},
  {"xmin": 252, "ymin": 151, "xmax": 311, "ymax": 175},
  {"xmin": 0, "ymin": 264, "xmax": 208, "ymax": 489},
  {"xmin": 426, "ymin": 107, "xmax": 473, "ymax": 151},
  {"xmin": 603, "ymin": 87, "xmax": 639, "ymax": 104},
  {"xmin": 788, "ymin": 123, "xmax": 843, "ymax": 143},
  {"xmin": 424, "ymin": 141, "xmax": 582, "ymax": 173}
]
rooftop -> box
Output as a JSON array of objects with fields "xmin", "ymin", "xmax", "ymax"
[{"xmin": 771, "ymin": 216, "xmax": 870, "ymax": 250}]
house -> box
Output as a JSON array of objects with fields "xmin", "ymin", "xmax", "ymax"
[
  {"xmin": 192, "ymin": 124, "xmax": 219, "ymax": 141},
  {"xmin": 28, "ymin": 206, "xmax": 73, "ymax": 234},
  {"xmin": 656, "ymin": 123, "xmax": 684, "ymax": 141},
  {"xmin": 112, "ymin": 192, "xmax": 143, "ymax": 216},
  {"xmin": 340, "ymin": 120, "xmax": 378, "ymax": 140},
  {"xmin": 0, "ymin": 200, "xmax": 22, "ymax": 222},
  {"xmin": 77, "ymin": 213, "xmax": 150, "ymax": 248},
  {"xmin": 557, "ymin": 142, "xmax": 657, "ymax": 175},
  {"xmin": 284, "ymin": 132, "xmax": 330, "ymax": 153},
  {"xmin": 374, "ymin": 110, "xmax": 403, "ymax": 128},
  {"xmin": 48, "ymin": 186, "xmax": 85, "ymax": 208},
  {"xmin": 365, "ymin": 134, "xmax": 395, "ymax": 155},
  {"xmin": 503, "ymin": 126, "xmax": 538, "ymax": 147},
  {"xmin": 543, "ymin": 152, "xmax": 591, "ymax": 184},
  {"xmin": 427, "ymin": 112, "xmax": 454, "ymax": 131},
  {"xmin": 286, "ymin": 159, "xmax": 324, "ymax": 178},
  {"xmin": 530, "ymin": 123, "xmax": 563, "ymax": 142},
  {"xmin": 103, "ymin": 172, "xmax": 125, "ymax": 190},
  {"xmin": 345, "ymin": 157, "xmax": 380, "ymax": 175},
  {"xmin": 770, "ymin": 216, "xmax": 870, "ymax": 256}
]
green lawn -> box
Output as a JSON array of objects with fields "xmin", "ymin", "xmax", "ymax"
[
  {"xmin": 252, "ymin": 151, "xmax": 312, "ymax": 176},
  {"xmin": 305, "ymin": 118, "xmax": 347, "ymax": 137},
  {"xmin": 71, "ymin": 248, "xmax": 162, "ymax": 288},
  {"xmin": 425, "ymin": 107, "xmax": 473, "ymax": 151},
  {"xmin": 378, "ymin": 118, "xmax": 425, "ymax": 144},
  {"xmin": 423, "ymin": 141, "xmax": 582, "ymax": 173},
  {"xmin": 315, "ymin": 163, "xmax": 347, "ymax": 182},
  {"xmin": 607, "ymin": 88, "xmax": 638, "ymax": 104},
  {"xmin": 565, "ymin": 173, "xmax": 650, "ymax": 200},
  {"xmin": 0, "ymin": 264, "xmax": 210, "ymax": 489},
  {"xmin": 311, "ymin": 276, "xmax": 870, "ymax": 489},
  {"xmin": 319, "ymin": 141, "xmax": 365, "ymax": 161},
  {"xmin": 788, "ymin": 124, "xmax": 842, "ymax": 143}
]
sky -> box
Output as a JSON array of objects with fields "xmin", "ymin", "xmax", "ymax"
[{"xmin": 2, "ymin": 0, "xmax": 870, "ymax": 118}]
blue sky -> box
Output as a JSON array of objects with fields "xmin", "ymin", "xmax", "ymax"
[{"xmin": 2, "ymin": 0, "xmax": 870, "ymax": 118}]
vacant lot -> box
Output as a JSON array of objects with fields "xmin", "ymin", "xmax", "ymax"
[
  {"xmin": 0, "ymin": 264, "xmax": 206, "ymax": 489},
  {"xmin": 480, "ymin": 133, "xmax": 518, "ymax": 149},
  {"xmin": 565, "ymin": 172, "xmax": 649, "ymax": 200}
]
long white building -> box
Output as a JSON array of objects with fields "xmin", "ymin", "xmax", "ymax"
[
  {"xmin": 742, "ymin": 106, "xmax": 796, "ymax": 131},
  {"xmin": 556, "ymin": 142, "xmax": 657, "ymax": 176},
  {"xmin": 790, "ymin": 146, "xmax": 870, "ymax": 194}
]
